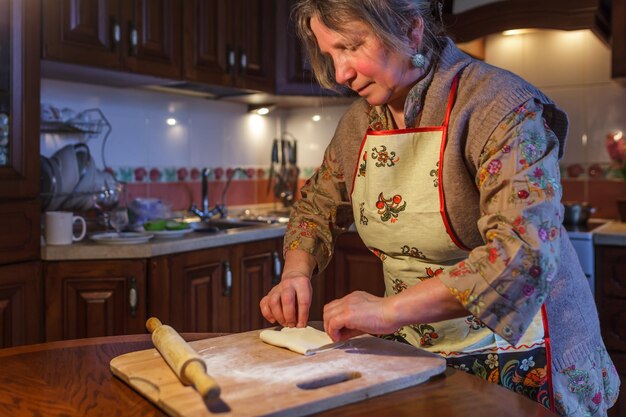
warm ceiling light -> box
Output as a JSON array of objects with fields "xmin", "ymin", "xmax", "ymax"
[
  {"xmin": 312, "ymin": 114, "xmax": 321, "ymax": 122},
  {"xmin": 248, "ymin": 104, "xmax": 276, "ymax": 116},
  {"xmin": 166, "ymin": 117, "xmax": 177, "ymax": 126}
]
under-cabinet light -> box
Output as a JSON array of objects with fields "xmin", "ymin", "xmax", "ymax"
[
  {"xmin": 248, "ymin": 104, "xmax": 276, "ymax": 116},
  {"xmin": 312, "ymin": 114, "xmax": 321, "ymax": 122},
  {"xmin": 166, "ymin": 118, "xmax": 177, "ymax": 126}
]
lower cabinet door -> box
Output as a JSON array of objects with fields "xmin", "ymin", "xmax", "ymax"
[
  {"xmin": 45, "ymin": 260, "xmax": 147, "ymax": 341},
  {"xmin": 154, "ymin": 247, "xmax": 234, "ymax": 334},
  {"xmin": 0, "ymin": 261, "xmax": 42, "ymax": 347}
]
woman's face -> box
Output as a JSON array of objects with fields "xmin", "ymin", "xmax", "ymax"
[{"xmin": 310, "ymin": 16, "xmax": 420, "ymax": 108}]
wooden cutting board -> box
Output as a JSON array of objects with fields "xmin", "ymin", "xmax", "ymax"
[{"xmin": 110, "ymin": 328, "xmax": 446, "ymax": 417}]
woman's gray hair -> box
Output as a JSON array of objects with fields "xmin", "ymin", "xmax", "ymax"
[{"xmin": 292, "ymin": 0, "xmax": 446, "ymax": 91}]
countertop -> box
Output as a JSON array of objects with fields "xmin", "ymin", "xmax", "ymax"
[
  {"xmin": 592, "ymin": 220, "xmax": 626, "ymax": 246},
  {"xmin": 0, "ymin": 334, "xmax": 557, "ymax": 417},
  {"xmin": 42, "ymin": 223, "xmax": 286, "ymax": 261}
]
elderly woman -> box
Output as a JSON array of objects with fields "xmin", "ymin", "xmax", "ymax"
[{"xmin": 259, "ymin": 1, "xmax": 620, "ymax": 415}]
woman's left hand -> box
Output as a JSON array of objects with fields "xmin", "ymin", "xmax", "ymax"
[{"xmin": 323, "ymin": 291, "xmax": 398, "ymax": 341}]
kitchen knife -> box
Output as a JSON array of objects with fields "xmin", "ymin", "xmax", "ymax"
[{"xmin": 146, "ymin": 317, "xmax": 221, "ymax": 401}]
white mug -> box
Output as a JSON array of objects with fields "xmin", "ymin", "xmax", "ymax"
[{"xmin": 45, "ymin": 211, "xmax": 87, "ymax": 245}]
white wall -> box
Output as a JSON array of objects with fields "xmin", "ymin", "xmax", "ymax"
[
  {"xmin": 41, "ymin": 29, "xmax": 625, "ymax": 173},
  {"xmin": 485, "ymin": 29, "xmax": 624, "ymax": 167},
  {"xmin": 41, "ymin": 80, "xmax": 280, "ymax": 172}
]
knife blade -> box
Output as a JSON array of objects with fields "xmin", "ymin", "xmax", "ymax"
[{"xmin": 304, "ymin": 340, "xmax": 346, "ymax": 356}]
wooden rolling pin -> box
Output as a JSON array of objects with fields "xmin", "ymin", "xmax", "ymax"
[{"xmin": 146, "ymin": 317, "xmax": 221, "ymax": 400}]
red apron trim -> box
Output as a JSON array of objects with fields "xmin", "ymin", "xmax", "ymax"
[
  {"xmin": 541, "ymin": 304, "xmax": 556, "ymax": 414},
  {"xmin": 437, "ymin": 75, "xmax": 470, "ymax": 251}
]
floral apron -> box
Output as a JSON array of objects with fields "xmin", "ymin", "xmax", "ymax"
[{"xmin": 350, "ymin": 76, "xmax": 555, "ymax": 411}]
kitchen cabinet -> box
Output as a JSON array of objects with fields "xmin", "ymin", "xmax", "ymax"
[
  {"xmin": 183, "ymin": 0, "xmax": 275, "ymax": 93},
  {"xmin": 42, "ymin": 0, "xmax": 182, "ymax": 80},
  {"xmin": 613, "ymin": 0, "xmax": 626, "ymax": 80},
  {"xmin": 594, "ymin": 244, "xmax": 626, "ymax": 417},
  {"xmin": 442, "ymin": 0, "xmax": 610, "ymax": 43},
  {"xmin": 0, "ymin": 262, "xmax": 42, "ymax": 348},
  {"xmin": 149, "ymin": 237, "xmax": 283, "ymax": 334},
  {"xmin": 44, "ymin": 260, "xmax": 147, "ymax": 341}
]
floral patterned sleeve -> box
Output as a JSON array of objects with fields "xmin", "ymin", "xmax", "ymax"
[
  {"xmin": 438, "ymin": 99, "xmax": 563, "ymax": 346},
  {"xmin": 283, "ymin": 140, "xmax": 354, "ymax": 273}
]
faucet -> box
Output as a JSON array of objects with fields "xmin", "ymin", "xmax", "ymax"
[{"xmin": 189, "ymin": 168, "xmax": 225, "ymax": 221}]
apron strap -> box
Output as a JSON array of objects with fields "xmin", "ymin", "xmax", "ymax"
[{"xmin": 442, "ymin": 74, "xmax": 460, "ymax": 128}]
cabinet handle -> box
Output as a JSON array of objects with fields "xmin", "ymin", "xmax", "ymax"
[
  {"xmin": 129, "ymin": 22, "xmax": 138, "ymax": 55},
  {"xmin": 240, "ymin": 51, "xmax": 248, "ymax": 73},
  {"xmin": 111, "ymin": 18, "xmax": 121, "ymax": 48},
  {"xmin": 272, "ymin": 251, "xmax": 282, "ymax": 286},
  {"xmin": 223, "ymin": 261, "xmax": 232, "ymax": 296},
  {"xmin": 227, "ymin": 46, "xmax": 236, "ymax": 73},
  {"xmin": 128, "ymin": 277, "xmax": 138, "ymax": 317}
]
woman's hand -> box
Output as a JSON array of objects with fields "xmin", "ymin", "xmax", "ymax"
[
  {"xmin": 323, "ymin": 291, "xmax": 398, "ymax": 342},
  {"xmin": 259, "ymin": 249, "xmax": 316, "ymax": 328}
]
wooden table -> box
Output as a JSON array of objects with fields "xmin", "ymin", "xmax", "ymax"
[{"xmin": 0, "ymin": 334, "xmax": 556, "ymax": 416}]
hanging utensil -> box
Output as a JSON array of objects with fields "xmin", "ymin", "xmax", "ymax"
[{"xmin": 267, "ymin": 139, "xmax": 279, "ymax": 195}]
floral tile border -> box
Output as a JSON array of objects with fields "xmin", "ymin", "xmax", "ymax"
[
  {"xmin": 108, "ymin": 165, "xmax": 318, "ymax": 184},
  {"xmin": 559, "ymin": 162, "xmax": 624, "ymax": 181}
]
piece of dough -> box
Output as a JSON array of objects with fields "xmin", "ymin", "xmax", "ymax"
[{"xmin": 259, "ymin": 326, "xmax": 334, "ymax": 355}]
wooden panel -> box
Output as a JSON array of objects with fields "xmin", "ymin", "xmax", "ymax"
[
  {"xmin": 123, "ymin": 0, "xmax": 182, "ymax": 79},
  {"xmin": 596, "ymin": 246, "xmax": 626, "ymax": 299},
  {"xmin": 0, "ymin": 200, "xmax": 40, "ymax": 265},
  {"xmin": 236, "ymin": 238, "xmax": 280, "ymax": 332},
  {"xmin": 0, "ymin": 0, "xmax": 40, "ymax": 198},
  {"xmin": 182, "ymin": 0, "xmax": 232, "ymax": 85},
  {"xmin": 42, "ymin": 0, "xmax": 121, "ymax": 69},
  {"xmin": 0, "ymin": 261, "xmax": 42, "ymax": 348},
  {"xmin": 613, "ymin": 0, "xmax": 626, "ymax": 80},
  {"xmin": 597, "ymin": 296, "xmax": 626, "ymax": 351},
  {"xmin": 45, "ymin": 260, "xmax": 147, "ymax": 341},
  {"xmin": 329, "ymin": 233, "xmax": 385, "ymax": 301},
  {"xmin": 167, "ymin": 247, "xmax": 233, "ymax": 333}
]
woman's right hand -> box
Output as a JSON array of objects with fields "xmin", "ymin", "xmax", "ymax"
[{"xmin": 259, "ymin": 249, "xmax": 317, "ymax": 328}]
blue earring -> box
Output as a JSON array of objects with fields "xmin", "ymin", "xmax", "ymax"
[{"xmin": 411, "ymin": 53, "xmax": 425, "ymax": 68}]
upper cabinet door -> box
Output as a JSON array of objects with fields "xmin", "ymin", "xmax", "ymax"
[
  {"xmin": 234, "ymin": 0, "xmax": 275, "ymax": 92},
  {"xmin": 183, "ymin": 0, "xmax": 275, "ymax": 93},
  {"xmin": 42, "ymin": 0, "xmax": 122, "ymax": 69},
  {"xmin": 0, "ymin": 0, "xmax": 39, "ymax": 199},
  {"xmin": 123, "ymin": 0, "xmax": 182, "ymax": 79},
  {"xmin": 274, "ymin": 0, "xmax": 339, "ymax": 96},
  {"xmin": 183, "ymin": 0, "xmax": 233, "ymax": 86},
  {"xmin": 43, "ymin": 0, "xmax": 181, "ymax": 78}
]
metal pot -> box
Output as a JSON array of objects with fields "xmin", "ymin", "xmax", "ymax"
[{"xmin": 563, "ymin": 202, "xmax": 595, "ymax": 225}]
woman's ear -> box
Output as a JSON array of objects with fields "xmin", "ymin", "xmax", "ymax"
[{"xmin": 408, "ymin": 17, "xmax": 425, "ymax": 49}]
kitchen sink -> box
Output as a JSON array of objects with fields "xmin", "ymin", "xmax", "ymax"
[{"xmin": 189, "ymin": 217, "xmax": 278, "ymax": 233}]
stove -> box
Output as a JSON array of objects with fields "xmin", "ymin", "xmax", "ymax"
[{"xmin": 564, "ymin": 220, "xmax": 606, "ymax": 295}]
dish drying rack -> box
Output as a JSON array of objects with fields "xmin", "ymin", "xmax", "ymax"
[{"xmin": 41, "ymin": 108, "xmax": 111, "ymax": 140}]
